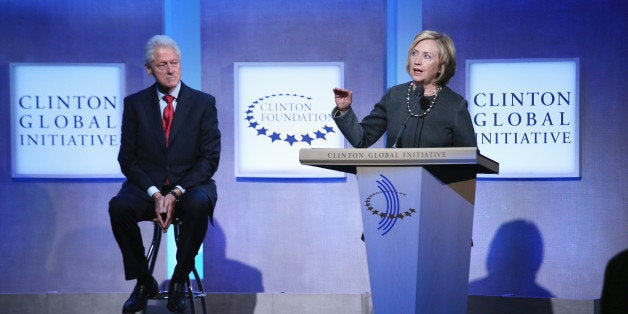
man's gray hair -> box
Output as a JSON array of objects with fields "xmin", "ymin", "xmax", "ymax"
[{"xmin": 144, "ymin": 35, "xmax": 181, "ymax": 65}]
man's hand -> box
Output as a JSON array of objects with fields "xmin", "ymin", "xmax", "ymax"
[{"xmin": 153, "ymin": 192, "xmax": 175, "ymax": 232}]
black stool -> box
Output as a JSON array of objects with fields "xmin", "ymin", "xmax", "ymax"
[{"xmin": 143, "ymin": 220, "xmax": 207, "ymax": 314}]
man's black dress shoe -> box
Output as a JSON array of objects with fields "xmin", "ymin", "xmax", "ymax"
[
  {"xmin": 167, "ymin": 281, "xmax": 187, "ymax": 312},
  {"xmin": 122, "ymin": 277, "xmax": 158, "ymax": 313}
]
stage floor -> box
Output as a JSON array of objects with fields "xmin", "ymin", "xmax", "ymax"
[{"xmin": 0, "ymin": 293, "xmax": 599, "ymax": 314}]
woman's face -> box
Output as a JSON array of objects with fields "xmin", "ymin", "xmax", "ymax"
[{"xmin": 409, "ymin": 39, "xmax": 441, "ymax": 86}]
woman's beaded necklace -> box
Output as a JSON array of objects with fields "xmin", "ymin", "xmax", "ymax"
[{"xmin": 406, "ymin": 82, "xmax": 441, "ymax": 118}]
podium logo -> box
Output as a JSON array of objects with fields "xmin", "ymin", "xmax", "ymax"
[
  {"xmin": 364, "ymin": 175, "xmax": 416, "ymax": 236},
  {"xmin": 243, "ymin": 93, "xmax": 336, "ymax": 146}
]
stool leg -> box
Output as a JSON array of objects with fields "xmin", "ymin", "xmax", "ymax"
[
  {"xmin": 147, "ymin": 222, "xmax": 162, "ymax": 275},
  {"xmin": 187, "ymin": 278, "xmax": 196, "ymax": 314},
  {"xmin": 191, "ymin": 268, "xmax": 207, "ymax": 314},
  {"xmin": 142, "ymin": 222, "xmax": 163, "ymax": 314}
]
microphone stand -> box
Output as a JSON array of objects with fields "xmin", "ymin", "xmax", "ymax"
[{"xmin": 392, "ymin": 113, "xmax": 412, "ymax": 148}]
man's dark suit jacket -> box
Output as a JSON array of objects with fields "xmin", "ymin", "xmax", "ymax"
[{"xmin": 117, "ymin": 82, "xmax": 221, "ymax": 220}]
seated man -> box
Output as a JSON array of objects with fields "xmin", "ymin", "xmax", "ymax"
[{"xmin": 109, "ymin": 34, "xmax": 220, "ymax": 313}]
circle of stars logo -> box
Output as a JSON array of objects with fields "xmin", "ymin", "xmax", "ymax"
[
  {"xmin": 244, "ymin": 93, "xmax": 336, "ymax": 146},
  {"xmin": 365, "ymin": 191, "xmax": 416, "ymax": 220}
]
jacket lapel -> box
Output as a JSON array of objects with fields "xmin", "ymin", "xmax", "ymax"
[
  {"xmin": 142, "ymin": 84, "xmax": 167, "ymax": 148},
  {"xmin": 167, "ymin": 83, "xmax": 192, "ymax": 146}
]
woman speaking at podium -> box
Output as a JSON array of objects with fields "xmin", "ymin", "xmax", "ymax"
[{"xmin": 332, "ymin": 30, "xmax": 476, "ymax": 149}]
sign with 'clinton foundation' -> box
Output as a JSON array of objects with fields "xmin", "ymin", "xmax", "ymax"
[
  {"xmin": 467, "ymin": 59, "xmax": 580, "ymax": 178},
  {"xmin": 234, "ymin": 62, "xmax": 345, "ymax": 178},
  {"xmin": 10, "ymin": 63, "xmax": 125, "ymax": 178}
]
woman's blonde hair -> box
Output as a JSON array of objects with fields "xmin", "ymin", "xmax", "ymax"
[{"xmin": 405, "ymin": 30, "xmax": 456, "ymax": 86}]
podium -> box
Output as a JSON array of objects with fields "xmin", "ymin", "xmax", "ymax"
[{"xmin": 299, "ymin": 147, "xmax": 498, "ymax": 314}]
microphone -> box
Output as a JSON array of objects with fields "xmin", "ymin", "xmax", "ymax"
[
  {"xmin": 392, "ymin": 113, "xmax": 412, "ymax": 148},
  {"xmin": 392, "ymin": 84, "xmax": 424, "ymax": 148}
]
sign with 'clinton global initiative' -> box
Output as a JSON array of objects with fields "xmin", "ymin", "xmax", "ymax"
[
  {"xmin": 235, "ymin": 63, "xmax": 345, "ymax": 178},
  {"xmin": 467, "ymin": 59, "xmax": 580, "ymax": 178},
  {"xmin": 10, "ymin": 63, "xmax": 125, "ymax": 178}
]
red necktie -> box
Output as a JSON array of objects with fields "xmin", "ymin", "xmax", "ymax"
[{"xmin": 162, "ymin": 94, "xmax": 175, "ymax": 147}]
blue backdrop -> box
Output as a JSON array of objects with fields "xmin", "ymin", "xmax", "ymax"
[{"xmin": 0, "ymin": 0, "xmax": 626, "ymax": 300}]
